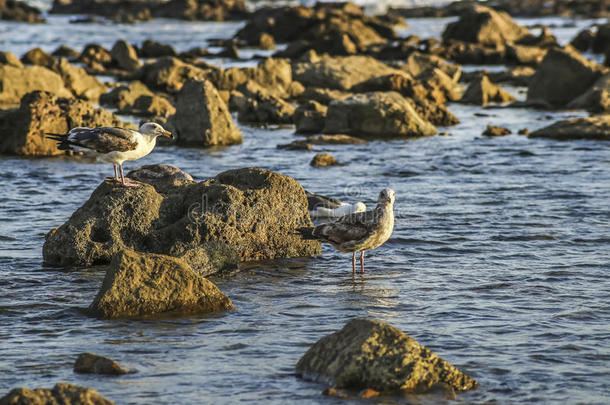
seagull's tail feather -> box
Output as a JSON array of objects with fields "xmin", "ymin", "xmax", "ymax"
[
  {"xmin": 45, "ymin": 133, "xmax": 72, "ymax": 150},
  {"xmin": 295, "ymin": 227, "xmax": 316, "ymax": 240}
]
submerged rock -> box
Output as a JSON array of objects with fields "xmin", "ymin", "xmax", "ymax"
[
  {"xmin": 461, "ymin": 75, "xmax": 515, "ymax": 106},
  {"xmin": 296, "ymin": 318, "xmax": 478, "ymax": 394},
  {"xmin": 310, "ymin": 153, "xmax": 340, "ymax": 167},
  {"xmin": 323, "ymin": 91, "xmax": 437, "ymax": 139},
  {"xmin": 0, "ymin": 91, "xmax": 132, "ymax": 156},
  {"xmin": 295, "ymin": 101, "xmax": 328, "ymax": 134},
  {"xmin": 0, "ymin": 383, "xmax": 113, "ymax": 405},
  {"xmin": 43, "ymin": 167, "xmax": 320, "ymax": 266},
  {"xmin": 169, "ymin": 79, "xmax": 242, "ymax": 147},
  {"xmin": 529, "ymin": 115, "xmax": 610, "ymax": 140},
  {"xmin": 74, "ymin": 353, "xmax": 132, "ymax": 375},
  {"xmin": 482, "ymin": 125, "xmax": 511, "ymax": 136},
  {"xmin": 89, "ymin": 250, "xmax": 234, "ymax": 318},
  {"xmin": 527, "ymin": 47, "xmax": 603, "ymax": 108}
]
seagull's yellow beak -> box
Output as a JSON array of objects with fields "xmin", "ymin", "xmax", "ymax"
[{"xmin": 161, "ymin": 130, "xmax": 173, "ymax": 139}]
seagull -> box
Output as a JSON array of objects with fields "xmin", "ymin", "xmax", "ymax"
[
  {"xmin": 46, "ymin": 122, "xmax": 172, "ymax": 187},
  {"xmin": 306, "ymin": 190, "xmax": 367, "ymax": 219},
  {"xmin": 298, "ymin": 188, "xmax": 395, "ymax": 276}
]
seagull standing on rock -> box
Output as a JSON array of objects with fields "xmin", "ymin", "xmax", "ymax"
[
  {"xmin": 298, "ymin": 188, "xmax": 395, "ymax": 276},
  {"xmin": 46, "ymin": 122, "xmax": 172, "ymax": 187}
]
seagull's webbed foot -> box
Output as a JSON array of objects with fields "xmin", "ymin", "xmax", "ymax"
[{"xmin": 121, "ymin": 177, "xmax": 140, "ymax": 187}]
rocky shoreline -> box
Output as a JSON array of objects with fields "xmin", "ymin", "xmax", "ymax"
[{"xmin": 1, "ymin": 0, "xmax": 609, "ymax": 402}]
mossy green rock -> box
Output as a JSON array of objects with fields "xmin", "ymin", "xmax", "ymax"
[
  {"xmin": 297, "ymin": 318, "xmax": 478, "ymax": 394},
  {"xmin": 89, "ymin": 250, "xmax": 234, "ymax": 318}
]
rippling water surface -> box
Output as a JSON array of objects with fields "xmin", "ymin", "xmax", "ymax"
[{"xmin": 1, "ymin": 12, "xmax": 610, "ymax": 405}]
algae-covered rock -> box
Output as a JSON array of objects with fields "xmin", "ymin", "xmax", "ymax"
[
  {"xmin": 89, "ymin": 250, "xmax": 234, "ymax": 318},
  {"xmin": 296, "ymin": 318, "xmax": 478, "ymax": 394}
]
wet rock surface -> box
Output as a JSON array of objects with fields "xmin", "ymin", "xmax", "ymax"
[
  {"xmin": 89, "ymin": 250, "xmax": 234, "ymax": 319},
  {"xmin": 50, "ymin": 0, "xmax": 247, "ymax": 22},
  {"xmin": 483, "ymin": 125, "xmax": 512, "ymax": 136},
  {"xmin": 527, "ymin": 47, "xmax": 604, "ymax": 108},
  {"xmin": 529, "ymin": 115, "xmax": 610, "ymax": 140},
  {"xmin": 461, "ymin": 75, "xmax": 516, "ymax": 106},
  {"xmin": 296, "ymin": 318, "xmax": 478, "ymax": 394},
  {"xmin": 310, "ymin": 153, "xmax": 340, "ymax": 167},
  {"xmin": 0, "ymin": 91, "xmax": 132, "ymax": 156},
  {"xmin": 169, "ymin": 79, "xmax": 242, "ymax": 147},
  {"xmin": 74, "ymin": 353, "xmax": 133, "ymax": 375},
  {"xmin": 0, "ymin": 0, "xmax": 45, "ymax": 23},
  {"xmin": 0, "ymin": 383, "xmax": 114, "ymax": 405},
  {"xmin": 323, "ymin": 91, "xmax": 437, "ymax": 139},
  {"xmin": 43, "ymin": 167, "xmax": 320, "ymax": 266}
]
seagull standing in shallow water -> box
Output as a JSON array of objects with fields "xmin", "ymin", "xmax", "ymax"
[
  {"xmin": 47, "ymin": 122, "xmax": 172, "ymax": 187},
  {"xmin": 298, "ymin": 188, "xmax": 395, "ymax": 276}
]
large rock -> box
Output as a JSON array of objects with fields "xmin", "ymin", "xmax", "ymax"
[
  {"xmin": 89, "ymin": 250, "xmax": 234, "ymax": 318},
  {"xmin": 566, "ymin": 73, "xmax": 610, "ymax": 112},
  {"xmin": 110, "ymin": 39, "xmax": 142, "ymax": 71},
  {"xmin": 21, "ymin": 47, "xmax": 54, "ymax": 66},
  {"xmin": 232, "ymin": 81, "xmax": 295, "ymax": 125},
  {"xmin": 235, "ymin": 2, "xmax": 395, "ymax": 53},
  {"xmin": 295, "ymin": 100, "xmax": 328, "ymax": 134},
  {"xmin": 296, "ymin": 318, "xmax": 478, "ymax": 394},
  {"xmin": 529, "ymin": 115, "xmax": 610, "ymax": 140},
  {"xmin": 401, "ymin": 52, "xmax": 461, "ymax": 81},
  {"xmin": 50, "ymin": 0, "xmax": 247, "ymax": 22},
  {"xmin": 0, "ymin": 91, "xmax": 132, "ymax": 156},
  {"xmin": 0, "ymin": 383, "xmax": 113, "ymax": 405},
  {"xmin": 323, "ymin": 91, "xmax": 437, "ymax": 139},
  {"xmin": 213, "ymin": 58, "xmax": 294, "ymax": 99},
  {"xmin": 0, "ymin": 51, "xmax": 23, "ymax": 68},
  {"xmin": 293, "ymin": 55, "xmax": 402, "ymax": 91},
  {"xmin": 0, "ymin": 64, "xmax": 72, "ymax": 107},
  {"xmin": 0, "ymin": 0, "xmax": 44, "ymax": 23},
  {"xmin": 100, "ymin": 81, "xmax": 154, "ymax": 110},
  {"xmin": 51, "ymin": 58, "xmax": 107, "ymax": 102},
  {"xmin": 43, "ymin": 167, "xmax": 320, "ymax": 266},
  {"xmin": 461, "ymin": 75, "xmax": 515, "ymax": 106},
  {"xmin": 442, "ymin": 5, "xmax": 531, "ymax": 45},
  {"xmin": 526, "ymin": 47, "xmax": 603, "ymax": 108},
  {"xmin": 138, "ymin": 57, "xmax": 211, "ymax": 93},
  {"xmin": 170, "ymin": 79, "xmax": 242, "ymax": 147}
]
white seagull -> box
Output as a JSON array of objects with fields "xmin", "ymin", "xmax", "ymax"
[
  {"xmin": 47, "ymin": 122, "xmax": 172, "ymax": 186},
  {"xmin": 298, "ymin": 188, "xmax": 395, "ymax": 276}
]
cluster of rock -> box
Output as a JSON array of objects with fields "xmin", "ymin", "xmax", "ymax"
[
  {"xmin": 0, "ymin": 383, "xmax": 114, "ymax": 405},
  {"xmin": 0, "ymin": 0, "xmax": 44, "ymax": 22},
  {"xmin": 50, "ymin": 0, "xmax": 248, "ymax": 23},
  {"xmin": 391, "ymin": 0, "xmax": 610, "ymax": 18}
]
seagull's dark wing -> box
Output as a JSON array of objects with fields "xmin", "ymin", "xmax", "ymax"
[
  {"xmin": 312, "ymin": 208, "xmax": 380, "ymax": 244},
  {"xmin": 67, "ymin": 127, "xmax": 138, "ymax": 154}
]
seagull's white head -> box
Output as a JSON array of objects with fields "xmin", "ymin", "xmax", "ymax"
[
  {"xmin": 139, "ymin": 122, "xmax": 173, "ymax": 139},
  {"xmin": 378, "ymin": 188, "xmax": 395, "ymax": 205}
]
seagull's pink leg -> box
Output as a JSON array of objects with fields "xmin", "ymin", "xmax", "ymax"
[
  {"xmin": 360, "ymin": 251, "xmax": 365, "ymax": 274},
  {"xmin": 352, "ymin": 252, "xmax": 356, "ymax": 277},
  {"xmin": 113, "ymin": 164, "xmax": 119, "ymax": 181},
  {"xmin": 119, "ymin": 164, "xmax": 139, "ymax": 187}
]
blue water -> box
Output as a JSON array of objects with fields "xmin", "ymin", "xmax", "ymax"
[{"xmin": 1, "ymin": 10, "xmax": 610, "ymax": 405}]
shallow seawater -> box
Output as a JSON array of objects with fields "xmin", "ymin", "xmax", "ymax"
[{"xmin": 1, "ymin": 11, "xmax": 610, "ymax": 405}]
